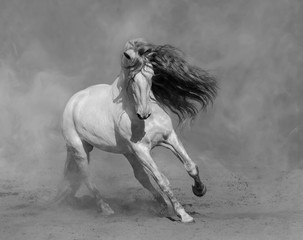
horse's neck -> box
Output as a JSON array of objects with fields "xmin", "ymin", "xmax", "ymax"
[
  {"xmin": 111, "ymin": 72, "xmax": 125, "ymax": 97},
  {"xmin": 110, "ymin": 70, "xmax": 157, "ymax": 115},
  {"xmin": 111, "ymin": 71, "xmax": 135, "ymax": 109}
]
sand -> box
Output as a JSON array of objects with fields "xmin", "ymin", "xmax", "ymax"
[{"xmin": 1, "ymin": 150, "xmax": 303, "ymax": 240}]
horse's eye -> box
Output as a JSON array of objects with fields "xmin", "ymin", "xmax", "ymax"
[
  {"xmin": 138, "ymin": 48, "xmax": 145, "ymax": 56},
  {"xmin": 124, "ymin": 52, "xmax": 131, "ymax": 60}
]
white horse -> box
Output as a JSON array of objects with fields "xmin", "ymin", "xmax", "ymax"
[{"xmin": 55, "ymin": 38, "xmax": 217, "ymax": 223}]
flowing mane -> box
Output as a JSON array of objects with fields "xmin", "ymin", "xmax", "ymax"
[{"xmin": 127, "ymin": 40, "xmax": 218, "ymax": 123}]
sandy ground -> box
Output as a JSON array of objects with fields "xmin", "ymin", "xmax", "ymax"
[{"xmin": 1, "ymin": 149, "xmax": 303, "ymax": 240}]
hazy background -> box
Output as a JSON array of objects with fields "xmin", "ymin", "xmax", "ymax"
[{"xmin": 0, "ymin": 0, "xmax": 302, "ymax": 187}]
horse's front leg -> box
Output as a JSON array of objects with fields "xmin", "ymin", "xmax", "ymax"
[
  {"xmin": 124, "ymin": 153, "xmax": 171, "ymax": 214},
  {"xmin": 161, "ymin": 131, "xmax": 207, "ymax": 197},
  {"xmin": 132, "ymin": 144, "xmax": 194, "ymax": 223}
]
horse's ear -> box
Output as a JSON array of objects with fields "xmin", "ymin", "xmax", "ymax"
[
  {"xmin": 137, "ymin": 46, "xmax": 154, "ymax": 57},
  {"xmin": 131, "ymin": 38, "xmax": 147, "ymax": 45},
  {"xmin": 146, "ymin": 51, "xmax": 155, "ymax": 58},
  {"xmin": 124, "ymin": 38, "xmax": 147, "ymax": 52}
]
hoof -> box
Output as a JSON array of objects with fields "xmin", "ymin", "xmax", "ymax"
[
  {"xmin": 192, "ymin": 184, "xmax": 207, "ymax": 197},
  {"xmin": 179, "ymin": 212, "xmax": 195, "ymax": 223},
  {"xmin": 97, "ymin": 201, "xmax": 114, "ymax": 216},
  {"xmin": 177, "ymin": 208, "xmax": 195, "ymax": 223},
  {"xmin": 181, "ymin": 215, "xmax": 195, "ymax": 223}
]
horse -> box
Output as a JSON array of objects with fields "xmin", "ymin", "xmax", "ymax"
[{"xmin": 54, "ymin": 38, "xmax": 218, "ymax": 223}]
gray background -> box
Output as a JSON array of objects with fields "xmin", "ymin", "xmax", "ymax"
[{"xmin": 0, "ymin": 0, "xmax": 303, "ymax": 239}]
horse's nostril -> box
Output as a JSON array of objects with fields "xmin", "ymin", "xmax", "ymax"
[
  {"xmin": 137, "ymin": 113, "xmax": 151, "ymax": 120},
  {"xmin": 137, "ymin": 113, "xmax": 143, "ymax": 120}
]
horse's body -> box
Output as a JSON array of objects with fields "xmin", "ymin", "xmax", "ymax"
[
  {"xmin": 63, "ymin": 78, "xmax": 171, "ymax": 154},
  {"xmin": 56, "ymin": 39, "xmax": 217, "ymax": 223}
]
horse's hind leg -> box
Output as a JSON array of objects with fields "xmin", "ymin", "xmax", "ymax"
[
  {"xmin": 72, "ymin": 142, "xmax": 114, "ymax": 215},
  {"xmin": 52, "ymin": 149, "xmax": 82, "ymax": 205},
  {"xmin": 124, "ymin": 153, "xmax": 171, "ymax": 213},
  {"xmin": 161, "ymin": 131, "xmax": 207, "ymax": 197},
  {"xmin": 56, "ymin": 141, "xmax": 114, "ymax": 215}
]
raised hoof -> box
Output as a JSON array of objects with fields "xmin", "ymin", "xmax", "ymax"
[
  {"xmin": 192, "ymin": 184, "xmax": 207, "ymax": 197},
  {"xmin": 97, "ymin": 201, "xmax": 114, "ymax": 216}
]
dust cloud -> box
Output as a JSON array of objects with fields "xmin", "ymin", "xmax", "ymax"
[{"xmin": 0, "ymin": 0, "xmax": 302, "ymax": 190}]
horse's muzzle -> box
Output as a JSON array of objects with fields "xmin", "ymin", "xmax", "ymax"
[{"xmin": 137, "ymin": 113, "xmax": 151, "ymax": 120}]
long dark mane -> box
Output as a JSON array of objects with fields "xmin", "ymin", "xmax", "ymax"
[{"xmin": 130, "ymin": 40, "xmax": 218, "ymax": 123}]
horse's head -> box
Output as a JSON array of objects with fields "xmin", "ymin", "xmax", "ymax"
[{"xmin": 121, "ymin": 39, "xmax": 154, "ymax": 120}]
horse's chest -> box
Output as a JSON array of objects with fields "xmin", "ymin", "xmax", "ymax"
[{"xmin": 117, "ymin": 112, "xmax": 166, "ymax": 146}]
